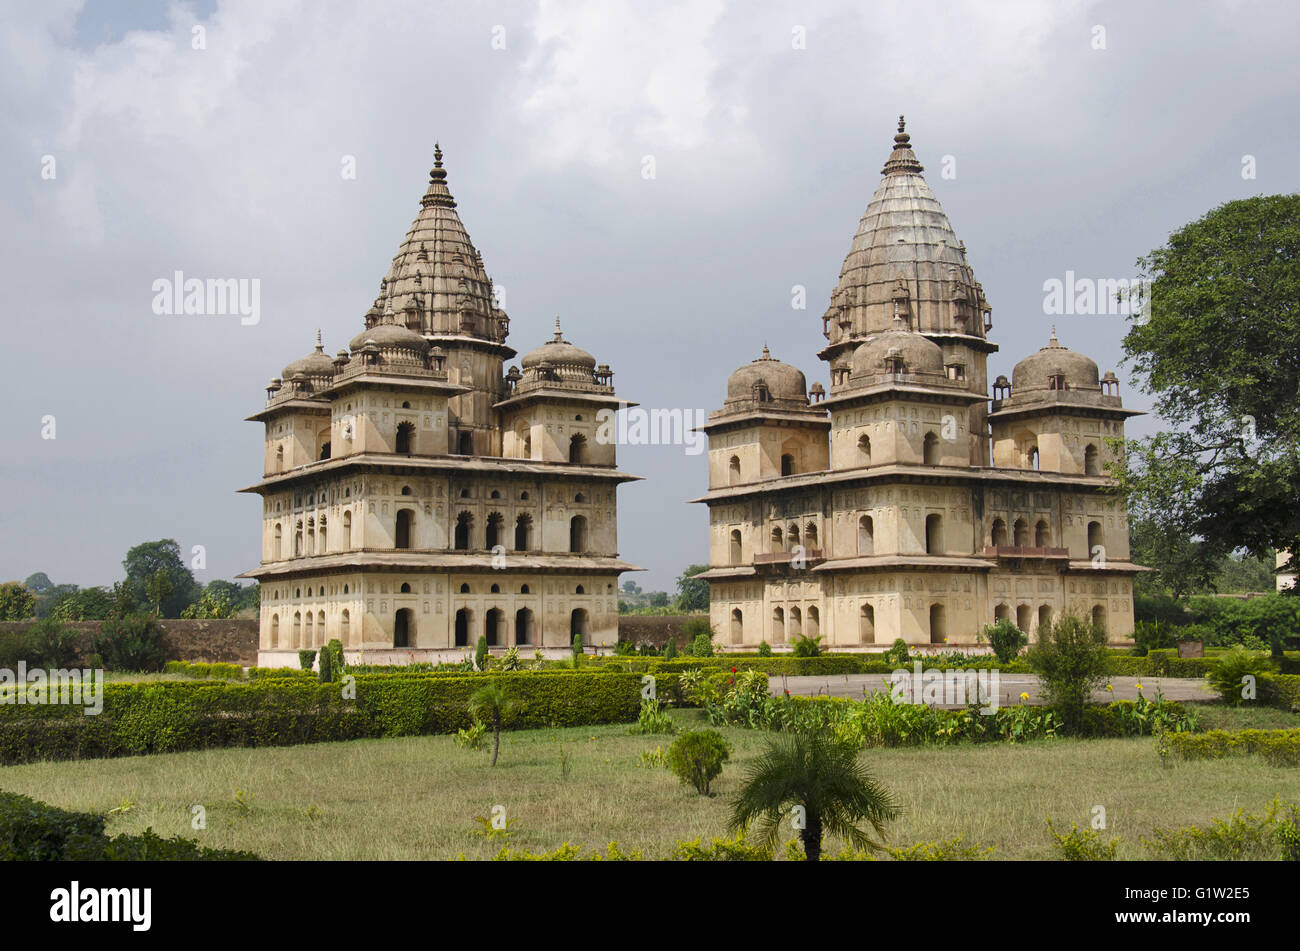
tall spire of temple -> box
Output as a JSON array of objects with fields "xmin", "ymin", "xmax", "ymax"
[{"xmin": 421, "ymin": 142, "xmax": 457, "ymax": 209}]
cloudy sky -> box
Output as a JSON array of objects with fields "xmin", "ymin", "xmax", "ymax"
[{"xmin": 3, "ymin": 0, "xmax": 1296, "ymax": 593}]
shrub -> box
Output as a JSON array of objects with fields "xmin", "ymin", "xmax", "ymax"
[
  {"xmin": 666, "ymin": 729, "xmax": 731, "ymax": 795},
  {"xmin": 615, "ymin": 640, "xmax": 635, "ymax": 656},
  {"xmin": 454, "ymin": 721, "xmax": 487, "ymax": 750},
  {"xmin": 1131, "ymin": 620, "xmax": 1178, "ymax": 657},
  {"xmin": 757, "ymin": 641, "xmax": 772, "ymax": 657},
  {"xmin": 572, "ymin": 633, "xmax": 583, "ymax": 664},
  {"xmin": 669, "ymin": 832, "xmax": 772, "ymax": 861},
  {"xmin": 883, "ymin": 638, "xmax": 910, "ymax": 667},
  {"xmin": 689, "ymin": 633, "xmax": 715, "ymax": 658},
  {"xmin": 627, "ymin": 698, "xmax": 676, "ymax": 735},
  {"xmin": 497, "ymin": 646, "xmax": 522, "ymax": 672},
  {"xmin": 1167, "ymin": 728, "xmax": 1300, "ymax": 767},
  {"xmin": 1209, "ymin": 645, "xmax": 1272, "ymax": 705},
  {"xmin": 298, "ymin": 649, "xmax": 316, "ymax": 671},
  {"xmin": 1027, "ymin": 612, "xmax": 1110, "ymax": 735},
  {"xmin": 317, "ymin": 644, "xmax": 333, "ymax": 683},
  {"xmin": 1142, "ymin": 799, "xmax": 1289, "ymax": 860},
  {"xmin": 663, "ymin": 639, "xmax": 678, "ymax": 660},
  {"xmin": 475, "ymin": 635, "xmax": 489, "ymax": 671},
  {"xmin": 884, "ymin": 835, "xmax": 996, "ymax": 861},
  {"xmin": 789, "ymin": 634, "xmax": 822, "ymax": 658},
  {"xmin": 1046, "ymin": 817, "xmax": 1119, "ymax": 860},
  {"xmin": 981, "ymin": 619, "xmax": 1027, "ymax": 664},
  {"xmin": 324, "ymin": 639, "xmax": 343, "ymax": 682},
  {"xmin": 26, "ymin": 618, "xmax": 81, "ymax": 668},
  {"xmin": 92, "ymin": 614, "xmax": 168, "ymax": 672}
]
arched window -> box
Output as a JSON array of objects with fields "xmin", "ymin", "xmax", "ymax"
[
  {"xmin": 340, "ymin": 609, "xmax": 350, "ymax": 645},
  {"xmin": 1087, "ymin": 520, "xmax": 1104, "ymax": 555},
  {"xmin": 730, "ymin": 608, "xmax": 743, "ymax": 644},
  {"xmin": 491, "ymin": 584, "xmax": 500, "ymax": 593},
  {"xmin": 485, "ymin": 608, "xmax": 505, "ymax": 647},
  {"xmin": 319, "ymin": 441, "xmax": 331, "ymax": 461},
  {"xmin": 1013, "ymin": 518, "xmax": 1030, "ymax": 547},
  {"xmin": 569, "ymin": 515, "xmax": 588, "ymax": 553},
  {"xmin": 923, "ymin": 432, "xmax": 940, "ymax": 465},
  {"xmin": 570, "ymin": 608, "xmax": 590, "ymax": 645},
  {"xmin": 454, "ymin": 512, "xmax": 473, "ymax": 551},
  {"xmin": 1037, "ymin": 604, "xmax": 1051, "ymax": 633},
  {"xmin": 305, "ymin": 518, "xmax": 315, "ymax": 556},
  {"xmin": 275, "ymin": 445, "xmax": 284, "ymax": 472},
  {"xmin": 400, "ymin": 582, "xmax": 411, "ymax": 593},
  {"xmin": 991, "ymin": 518, "xmax": 1008, "ymax": 547},
  {"xmin": 786, "ymin": 524, "xmax": 800, "ymax": 553},
  {"xmin": 789, "ymin": 606, "xmax": 803, "ymax": 637},
  {"xmin": 395, "ymin": 508, "xmax": 414, "ymax": 549},
  {"xmin": 772, "ymin": 607, "xmax": 785, "ymax": 643},
  {"xmin": 342, "ymin": 510, "xmax": 352, "ymax": 548},
  {"xmin": 1035, "ymin": 519, "xmax": 1050, "ymax": 547},
  {"xmin": 1016, "ymin": 604, "xmax": 1032, "ymax": 632},
  {"xmin": 858, "ymin": 516, "xmax": 874, "ymax": 556},
  {"xmin": 929, "ymin": 603, "xmax": 946, "ymax": 644},
  {"xmin": 728, "ymin": 456, "xmax": 741, "ymax": 484},
  {"xmin": 515, "ymin": 608, "xmax": 535, "ymax": 645},
  {"xmin": 805, "ymin": 522, "xmax": 818, "ymax": 549},
  {"xmin": 514, "ymin": 513, "xmax": 533, "ymax": 551},
  {"xmin": 859, "ymin": 604, "xmax": 875, "ymax": 643},
  {"xmin": 270, "ymin": 614, "xmax": 279, "ymax": 648},
  {"xmin": 304, "ymin": 612, "xmax": 314, "ymax": 647},
  {"xmin": 1091, "ymin": 604, "xmax": 1107, "ymax": 635},
  {"xmin": 1084, "ymin": 444, "xmax": 1100, "ymax": 476},
  {"xmin": 730, "ymin": 529, "xmax": 742, "ymax": 565},
  {"xmin": 925, "ymin": 514, "xmax": 943, "ymax": 555},
  {"xmin": 394, "ymin": 608, "xmax": 414, "ymax": 648},
  {"xmin": 994, "ymin": 603, "xmax": 1010, "ymax": 622},
  {"xmin": 485, "ymin": 512, "xmax": 504, "ymax": 550},
  {"xmin": 569, "ymin": 434, "xmax": 587, "ymax": 464},
  {"xmin": 575, "ymin": 585, "xmax": 585, "ymax": 594},
  {"xmin": 396, "ymin": 421, "xmax": 415, "ymax": 455},
  {"xmin": 401, "ymin": 485, "xmax": 412, "ymax": 496},
  {"xmin": 770, "ymin": 526, "xmax": 783, "ymax": 552},
  {"xmin": 456, "ymin": 430, "xmax": 473, "ymax": 455},
  {"xmin": 454, "ymin": 609, "xmax": 471, "ymax": 647},
  {"xmin": 807, "ymin": 606, "xmax": 820, "ymax": 637},
  {"xmin": 1028, "ymin": 444, "xmax": 1040, "ymax": 470},
  {"xmin": 318, "ymin": 516, "xmax": 327, "ymax": 554},
  {"xmin": 459, "ymin": 583, "xmax": 471, "ymax": 594},
  {"xmin": 780, "ymin": 453, "xmax": 795, "ymax": 476},
  {"xmin": 273, "ymin": 524, "xmax": 282, "ymax": 561},
  {"xmin": 858, "ymin": 434, "xmax": 871, "ymax": 464},
  {"xmin": 292, "ymin": 611, "xmax": 301, "ymax": 648}
]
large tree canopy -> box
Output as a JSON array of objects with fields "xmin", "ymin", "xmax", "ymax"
[
  {"xmin": 1117, "ymin": 193, "xmax": 1300, "ymax": 578},
  {"xmin": 121, "ymin": 539, "xmax": 200, "ymax": 618}
]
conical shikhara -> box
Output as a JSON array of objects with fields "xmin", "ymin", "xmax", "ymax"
[
  {"xmin": 691, "ymin": 117, "xmax": 1142, "ymax": 650},
  {"xmin": 242, "ymin": 145, "xmax": 640, "ymax": 665}
]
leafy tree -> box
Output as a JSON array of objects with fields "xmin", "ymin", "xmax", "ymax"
[
  {"xmin": 468, "ymin": 683, "xmax": 518, "ymax": 767},
  {"xmin": 50, "ymin": 587, "xmax": 115, "ymax": 622},
  {"xmin": 33, "ymin": 583, "xmax": 79, "ymax": 620},
  {"xmin": 621, "ymin": 580, "xmax": 642, "ymax": 595},
  {"xmin": 0, "ymin": 582, "xmax": 35, "ymax": 621},
  {"xmin": 1115, "ymin": 194, "xmax": 1300, "ymax": 596},
  {"xmin": 648, "ymin": 592, "xmax": 670, "ymax": 608},
  {"xmin": 1026, "ymin": 612, "xmax": 1110, "ymax": 735},
  {"xmin": 180, "ymin": 589, "xmax": 235, "ymax": 619},
  {"xmin": 92, "ymin": 614, "xmax": 168, "ymax": 672},
  {"xmin": 121, "ymin": 540, "xmax": 199, "ymax": 618},
  {"xmin": 144, "ymin": 571, "xmax": 176, "ymax": 616},
  {"xmin": 981, "ymin": 618, "xmax": 1028, "ymax": 664},
  {"xmin": 666, "ymin": 729, "xmax": 730, "ymax": 795},
  {"xmin": 729, "ymin": 732, "xmax": 901, "ymax": 862},
  {"xmin": 1128, "ymin": 515, "xmax": 1218, "ymax": 599},
  {"xmin": 675, "ymin": 564, "xmax": 710, "ymax": 613},
  {"xmin": 1214, "ymin": 550, "xmax": 1278, "ymax": 593},
  {"xmin": 23, "ymin": 572, "xmax": 53, "ymax": 593}
]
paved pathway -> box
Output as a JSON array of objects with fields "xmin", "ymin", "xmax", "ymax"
[{"xmin": 768, "ymin": 673, "xmax": 1214, "ymax": 709}]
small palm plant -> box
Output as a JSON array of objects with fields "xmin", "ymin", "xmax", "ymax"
[
  {"xmin": 467, "ymin": 683, "xmax": 518, "ymax": 767},
  {"xmin": 728, "ymin": 732, "xmax": 900, "ymax": 861}
]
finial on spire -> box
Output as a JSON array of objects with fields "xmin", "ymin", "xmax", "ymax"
[
  {"xmin": 761, "ymin": 344, "xmax": 771, "ymax": 360},
  {"xmin": 553, "ymin": 316, "xmax": 563, "ymax": 342},
  {"xmin": 433, "ymin": 143, "xmax": 443, "ymax": 168},
  {"xmin": 898, "ymin": 114, "xmax": 906, "ymax": 134},
  {"xmin": 882, "ymin": 113, "xmax": 922, "ymax": 176},
  {"xmin": 315, "ymin": 329, "xmax": 323, "ymax": 351},
  {"xmin": 1049, "ymin": 325, "xmax": 1060, "ymax": 347}
]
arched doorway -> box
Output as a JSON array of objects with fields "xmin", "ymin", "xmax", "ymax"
[
  {"xmin": 1016, "ymin": 604, "xmax": 1032, "ymax": 632},
  {"xmin": 569, "ymin": 515, "xmax": 588, "ymax": 553},
  {"xmin": 570, "ymin": 608, "xmax": 590, "ymax": 645},
  {"xmin": 396, "ymin": 508, "xmax": 414, "ymax": 549},
  {"xmin": 859, "ymin": 603, "xmax": 875, "ymax": 643},
  {"xmin": 394, "ymin": 608, "xmax": 414, "ymax": 648},
  {"xmin": 485, "ymin": 608, "xmax": 505, "ymax": 647},
  {"xmin": 730, "ymin": 608, "xmax": 743, "ymax": 644},
  {"xmin": 454, "ymin": 608, "xmax": 471, "ymax": 648},
  {"xmin": 1091, "ymin": 604, "xmax": 1107, "ymax": 634},
  {"xmin": 929, "ymin": 603, "xmax": 946, "ymax": 644},
  {"xmin": 515, "ymin": 608, "xmax": 535, "ymax": 646}
]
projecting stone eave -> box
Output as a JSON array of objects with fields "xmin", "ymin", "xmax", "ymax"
[
  {"xmin": 1064, "ymin": 561, "xmax": 1153, "ymax": 574},
  {"xmin": 987, "ymin": 400, "xmax": 1145, "ymax": 422},
  {"xmin": 238, "ymin": 552, "xmax": 645, "ymax": 581},
  {"xmin": 238, "ymin": 453, "xmax": 643, "ymax": 494},
  {"xmin": 492, "ymin": 390, "xmax": 635, "ymax": 412},
  {"xmin": 687, "ymin": 463, "xmax": 1121, "ymax": 504},
  {"xmin": 812, "ymin": 555, "xmax": 996, "ymax": 572},
  {"xmin": 820, "ymin": 382, "xmax": 987, "ymax": 410},
  {"xmin": 313, "ymin": 375, "xmax": 472, "ymax": 401},
  {"xmin": 244, "ymin": 398, "xmax": 330, "ymax": 423},
  {"xmin": 697, "ymin": 409, "xmax": 831, "ymax": 435},
  {"xmin": 421, "ymin": 333, "xmax": 517, "ymax": 359}
]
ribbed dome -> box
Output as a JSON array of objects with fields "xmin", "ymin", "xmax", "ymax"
[
  {"xmin": 520, "ymin": 319, "xmax": 596, "ymax": 369},
  {"xmin": 726, "ymin": 347, "xmax": 808, "ymax": 401},
  {"xmin": 349, "ymin": 316, "xmax": 430, "ymax": 354},
  {"xmin": 282, "ymin": 334, "xmax": 335, "ymax": 379},
  {"xmin": 1012, "ymin": 329, "xmax": 1099, "ymax": 390},
  {"xmin": 821, "ymin": 117, "xmax": 988, "ymax": 349},
  {"xmin": 850, "ymin": 323, "xmax": 945, "ymax": 378},
  {"xmin": 368, "ymin": 144, "xmax": 509, "ymax": 344}
]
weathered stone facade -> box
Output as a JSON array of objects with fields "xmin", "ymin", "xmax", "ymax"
[
  {"xmin": 693, "ymin": 120, "xmax": 1144, "ymax": 648},
  {"xmin": 241, "ymin": 147, "xmax": 639, "ymax": 665}
]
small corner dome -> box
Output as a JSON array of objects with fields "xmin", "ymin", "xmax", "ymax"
[
  {"xmin": 281, "ymin": 336, "xmax": 335, "ymax": 379},
  {"xmin": 348, "ymin": 322, "xmax": 429, "ymax": 353},
  {"xmin": 726, "ymin": 347, "xmax": 807, "ymax": 401},
  {"xmin": 1012, "ymin": 329, "xmax": 1099, "ymax": 390},
  {"xmin": 850, "ymin": 326, "xmax": 944, "ymax": 377},
  {"xmin": 520, "ymin": 318, "xmax": 597, "ymax": 370}
]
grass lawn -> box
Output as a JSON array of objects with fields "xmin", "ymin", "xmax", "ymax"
[{"xmin": 0, "ymin": 706, "xmax": 1295, "ymax": 860}]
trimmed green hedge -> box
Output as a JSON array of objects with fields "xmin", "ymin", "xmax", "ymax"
[
  {"xmin": 165, "ymin": 660, "xmax": 244, "ymax": 680},
  {"xmin": 0, "ymin": 671, "xmax": 642, "ymax": 765},
  {"xmin": 1168, "ymin": 728, "xmax": 1300, "ymax": 766},
  {"xmin": 1262, "ymin": 673, "xmax": 1300, "ymax": 712},
  {"xmin": 0, "ymin": 791, "xmax": 257, "ymax": 860}
]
